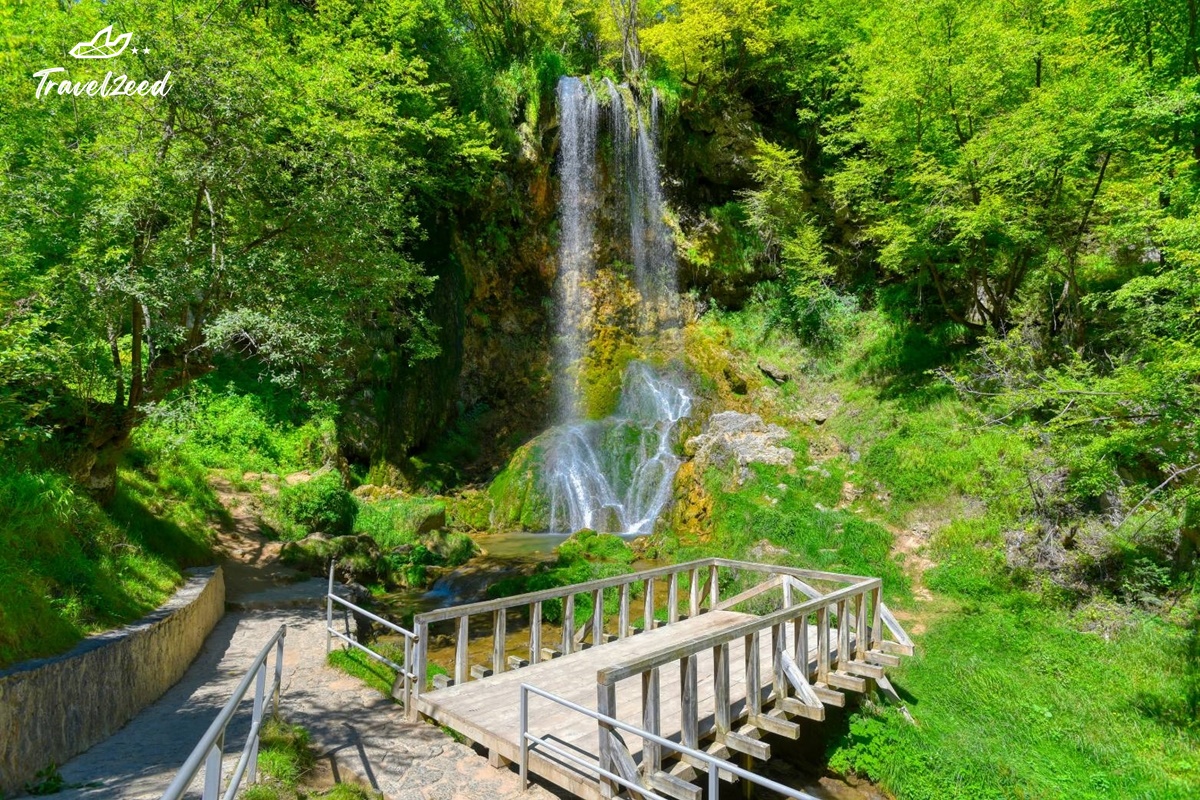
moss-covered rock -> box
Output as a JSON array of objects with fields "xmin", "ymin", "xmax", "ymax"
[
  {"xmin": 487, "ymin": 437, "xmax": 552, "ymax": 531},
  {"xmin": 556, "ymin": 529, "xmax": 635, "ymax": 565}
]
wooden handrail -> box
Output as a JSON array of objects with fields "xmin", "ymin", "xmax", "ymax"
[{"xmin": 596, "ymin": 577, "xmax": 880, "ymax": 685}]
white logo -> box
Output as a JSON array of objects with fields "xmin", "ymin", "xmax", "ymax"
[
  {"xmin": 31, "ymin": 24, "xmax": 170, "ymax": 100},
  {"xmin": 69, "ymin": 25, "xmax": 133, "ymax": 59}
]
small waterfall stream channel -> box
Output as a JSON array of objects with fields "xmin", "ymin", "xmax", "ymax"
[{"xmin": 363, "ymin": 76, "xmax": 874, "ymax": 800}]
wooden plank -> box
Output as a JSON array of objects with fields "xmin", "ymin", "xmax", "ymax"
[
  {"xmin": 812, "ymin": 683, "xmax": 845, "ymax": 707},
  {"xmin": 530, "ymin": 601, "xmax": 542, "ymax": 665},
  {"xmin": 644, "ymin": 578, "xmax": 655, "ymax": 631},
  {"xmin": 817, "ymin": 606, "xmax": 830, "ymax": 683},
  {"xmin": 619, "ymin": 584, "xmax": 630, "ymax": 639},
  {"xmin": 855, "ymin": 593, "xmax": 868, "ymax": 660},
  {"xmin": 779, "ymin": 651, "xmax": 822, "ymax": 710},
  {"xmin": 688, "ymin": 567, "xmax": 700, "ymax": 617},
  {"xmin": 777, "ymin": 696, "xmax": 824, "ymax": 722},
  {"xmin": 713, "ymin": 642, "xmax": 731, "ymax": 735},
  {"xmin": 713, "ymin": 575, "xmax": 781, "ymax": 611},
  {"xmin": 785, "ymin": 575, "xmax": 823, "ymax": 600},
  {"xmin": 563, "ymin": 593, "xmax": 575, "ymax": 655},
  {"xmin": 646, "ymin": 770, "xmax": 702, "ymax": 800},
  {"xmin": 507, "ymin": 656, "xmax": 529, "ymax": 670},
  {"xmin": 597, "ymin": 681, "xmax": 618, "ymax": 799},
  {"xmin": 708, "ymin": 564, "xmax": 720, "ymax": 608},
  {"xmin": 723, "ymin": 730, "xmax": 769, "ymax": 761},
  {"xmin": 881, "ymin": 640, "xmax": 915, "ymax": 657},
  {"xmin": 592, "ymin": 589, "xmax": 603, "ymax": 646},
  {"xmin": 668, "ymin": 573, "xmax": 679, "ymax": 623},
  {"xmin": 493, "ymin": 609, "xmax": 506, "ymax": 675},
  {"xmin": 455, "ymin": 615, "xmax": 469, "ymax": 685},
  {"xmin": 846, "ymin": 660, "xmax": 885, "ymax": 679},
  {"xmin": 608, "ymin": 732, "xmax": 645, "ymax": 796},
  {"xmin": 744, "ymin": 632, "xmax": 761, "ymax": 716},
  {"xmin": 878, "ymin": 602, "xmax": 914, "ymax": 647},
  {"xmin": 771, "ymin": 623, "xmax": 786, "ymax": 699},
  {"xmin": 469, "ymin": 664, "xmax": 492, "ymax": 680},
  {"xmin": 751, "ymin": 711, "xmax": 800, "ymax": 739},
  {"xmin": 680, "ymin": 653, "xmax": 698, "ymax": 748},
  {"xmin": 826, "ymin": 671, "xmax": 867, "ymax": 693},
  {"xmin": 866, "ymin": 650, "xmax": 901, "ymax": 667},
  {"xmin": 837, "ymin": 601, "xmax": 850, "ymax": 672},
  {"xmin": 642, "ymin": 667, "xmax": 661, "ymax": 773},
  {"xmin": 870, "ymin": 587, "xmax": 883, "ymax": 649}
]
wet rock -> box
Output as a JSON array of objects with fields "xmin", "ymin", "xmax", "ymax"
[
  {"xmin": 757, "ymin": 359, "xmax": 791, "ymax": 385},
  {"xmin": 686, "ymin": 412, "xmax": 795, "ymax": 478}
]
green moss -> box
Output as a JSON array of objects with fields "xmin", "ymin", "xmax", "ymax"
[
  {"xmin": 353, "ymin": 496, "xmax": 446, "ymax": 548},
  {"xmin": 557, "ymin": 529, "xmax": 635, "ymax": 565},
  {"xmin": 487, "ymin": 438, "xmax": 551, "ymax": 531}
]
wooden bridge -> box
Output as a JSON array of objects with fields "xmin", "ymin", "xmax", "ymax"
[{"xmin": 397, "ymin": 558, "xmax": 912, "ymax": 800}]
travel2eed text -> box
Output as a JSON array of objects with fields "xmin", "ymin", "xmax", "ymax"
[{"xmin": 32, "ymin": 25, "xmax": 171, "ymax": 100}]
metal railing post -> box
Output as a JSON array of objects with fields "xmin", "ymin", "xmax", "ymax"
[
  {"xmin": 273, "ymin": 630, "xmax": 285, "ymax": 718},
  {"xmin": 247, "ymin": 663, "xmax": 266, "ymax": 784},
  {"xmin": 203, "ymin": 734, "xmax": 223, "ymax": 800},
  {"xmin": 326, "ymin": 561, "xmax": 335, "ymax": 655},
  {"xmin": 519, "ymin": 684, "xmax": 530, "ymax": 790}
]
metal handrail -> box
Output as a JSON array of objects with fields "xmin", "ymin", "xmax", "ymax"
[
  {"xmin": 160, "ymin": 624, "xmax": 286, "ymax": 800},
  {"xmin": 518, "ymin": 683, "xmax": 820, "ymax": 800},
  {"xmin": 325, "ymin": 563, "xmax": 419, "ymax": 711}
]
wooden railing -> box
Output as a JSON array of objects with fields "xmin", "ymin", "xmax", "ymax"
[
  {"xmin": 591, "ymin": 568, "xmax": 912, "ymax": 795},
  {"xmin": 410, "ymin": 558, "xmax": 889, "ymax": 714}
]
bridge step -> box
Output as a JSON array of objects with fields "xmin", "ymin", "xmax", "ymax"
[
  {"xmin": 469, "ymin": 664, "xmax": 492, "ymax": 680},
  {"xmin": 866, "ymin": 650, "xmax": 902, "ymax": 667},
  {"xmin": 507, "ymin": 656, "xmax": 529, "ymax": 670},
  {"xmin": 777, "ymin": 695, "xmax": 825, "ymax": 721},
  {"xmin": 540, "ymin": 647, "xmax": 563, "ymax": 660},
  {"xmin": 826, "ymin": 671, "xmax": 867, "ymax": 693},
  {"xmin": 646, "ymin": 770, "xmax": 702, "ymax": 800},
  {"xmin": 812, "ymin": 683, "xmax": 846, "ymax": 706},
  {"xmin": 751, "ymin": 710, "xmax": 801, "ymax": 739},
  {"xmin": 723, "ymin": 729, "xmax": 770, "ymax": 761}
]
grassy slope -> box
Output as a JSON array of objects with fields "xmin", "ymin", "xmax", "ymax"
[
  {"xmin": 0, "ymin": 365, "xmax": 333, "ymax": 669},
  {"xmin": 687, "ymin": 305, "xmax": 1200, "ymax": 799}
]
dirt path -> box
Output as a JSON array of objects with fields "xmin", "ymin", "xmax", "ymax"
[{"xmin": 52, "ymin": 477, "xmax": 558, "ymax": 800}]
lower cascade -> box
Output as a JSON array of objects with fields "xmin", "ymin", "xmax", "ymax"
[{"xmin": 545, "ymin": 361, "xmax": 691, "ymax": 536}]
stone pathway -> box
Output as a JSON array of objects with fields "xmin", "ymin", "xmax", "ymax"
[
  {"xmin": 52, "ymin": 475, "xmax": 561, "ymax": 800},
  {"xmin": 55, "ymin": 605, "xmax": 559, "ymax": 799}
]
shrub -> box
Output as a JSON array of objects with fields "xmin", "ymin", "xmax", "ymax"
[{"xmin": 277, "ymin": 472, "xmax": 355, "ymax": 537}]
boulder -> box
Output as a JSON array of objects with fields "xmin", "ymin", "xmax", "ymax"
[
  {"xmin": 757, "ymin": 359, "xmax": 791, "ymax": 385},
  {"xmin": 686, "ymin": 411, "xmax": 796, "ymax": 478}
]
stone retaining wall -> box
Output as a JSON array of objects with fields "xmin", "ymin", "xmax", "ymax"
[{"xmin": 0, "ymin": 566, "xmax": 225, "ymax": 795}]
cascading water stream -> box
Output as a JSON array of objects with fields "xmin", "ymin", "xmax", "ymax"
[{"xmin": 545, "ymin": 76, "xmax": 689, "ymax": 536}]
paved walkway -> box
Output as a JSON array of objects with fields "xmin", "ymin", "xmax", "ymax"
[{"xmin": 55, "ymin": 603, "xmax": 559, "ymax": 799}]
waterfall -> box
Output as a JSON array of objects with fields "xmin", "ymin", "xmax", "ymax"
[
  {"xmin": 554, "ymin": 77, "xmax": 600, "ymax": 419},
  {"xmin": 545, "ymin": 76, "xmax": 690, "ymax": 536},
  {"xmin": 546, "ymin": 362, "xmax": 692, "ymax": 535}
]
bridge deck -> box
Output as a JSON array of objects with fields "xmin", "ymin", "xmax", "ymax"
[{"xmin": 417, "ymin": 610, "xmax": 812, "ymax": 799}]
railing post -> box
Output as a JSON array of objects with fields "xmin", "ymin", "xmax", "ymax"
[
  {"xmin": 203, "ymin": 734, "xmax": 223, "ymax": 800},
  {"xmin": 680, "ymin": 654, "xmax": 698, "ymax": 748},
  {"xmin": 817, "ymin": 605, "xmax": 830, "ymax": 684},
  {"xmin": 412, "ymin": 620, "xmax": 428, "ymax": 722},
  {"xmin": 798, "ymin": 613, "xmax": 810, "ymax": 676},
  {"xmin": 456, "ymin": 616, "xmax": 469, "ymax": 684},
  {"xmin": 856, "ymin": 592, "xmax": 868, "ymax": 660},
  {"xmin": 403, "ymin": 634, "xmax": 413, "ymax": 709},
  {"xmin": 688, "ymin": 567, "xmax": 700, "ymax": 617},
  {"xmin": 618, "ymin": 584, "xmax": 630, "ymax": 639},
  {"xmin": 714, "ymin": 642, "xmax": 730, "ymax": 736},
  {"xmin": 642, "ymin": 668, "xmax": 661, "ymax": 773},
  {"xmin": 247, "ymin": 662, "xmax": 266, "ymax": 784},
  {"xmin": 563, "ymin": 593, "xmax": 575, "ymax": 655},
  {"xmin": 643, "ymin": 577, "xmax": 655, "ymax": 631},
  {"xmin": 519, "ymin": 684, "xmax": 530, "ymax": 790},
  {"xmin": 745, "ymin": 632, "xmax": 761, "ymax": 716},
  {"xmin": 273, "ymin": 629, "xmax": 284, "ymax": 719},
  {"xmin": 591, "ymin": 588, "xmax": 603, "ymax": 646},
  {"xmin": 838, "ymin": 600, "xmax": 851, "ymax": 671},
  {"xmin": 530, "ymin": 601, "xmax": 543, "ymax": 664},
  {"xmin": 708, "ymin": 564, "xmax": 719, "ymax": 609},
  {"xmin": 668, "ymin": 573, "xmax": 679, "ymax": 624},
  {"xmin": 870, "ymin": 586, "xmax": 883, "ymax": 649},
  {"xmin": 493, "ymin": 609, "xmax": 507, "ymax": 674},
  {"xmin": 772, "ymin": 622, "xmax": 787, "ymax": 699},
  {"xmin": 325, "ymin": 561, "xmax": 335, "ymax": 656},
  {"xmin": 597, "ymin": 681, "xmax": 618, "ymax": 799}
]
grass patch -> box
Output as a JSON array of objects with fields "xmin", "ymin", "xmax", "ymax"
[
  {"xmin": 829, "ymin": 605, "xmax": 1200, "ymax": 799},
  {"xmin": 0, "ymin": 461, "xmax": 215, "ymax": 669}
]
